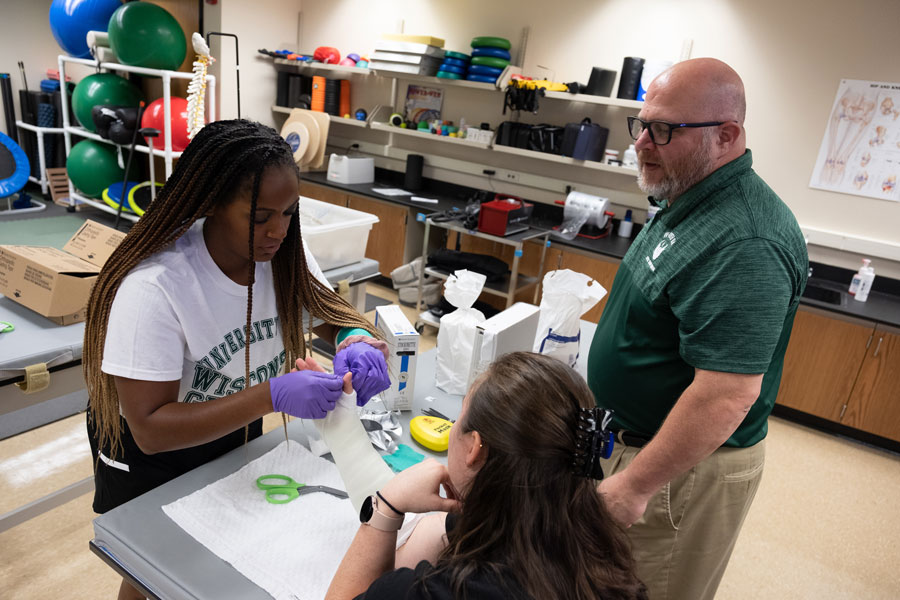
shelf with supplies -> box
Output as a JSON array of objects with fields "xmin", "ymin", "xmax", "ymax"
[
  {"xmin": 389, "ymin": 71, "xmax": 501, "ymax": 92},
  {"xmin": 423, "ymin": 266, "xmax": 539, "ymax": 299},
  {"xmin": 57, "ymin": 54, "xmax": 217, "ymax": 219},
  {"xmin": 490, "ymin": 143, "xmax": 639, "ymax": 176},
  {"xmin": 273, "ymin": 58, "xmax": 374, "ymax": 76},
  {"xmin": 415, "ymin": 216, "xmax": 552, "ymax": 320},
  {"xmin": 270, "ymin": 105, "xmax": 367, "ymax": 128},
  {"xmin": 542, "ymin": 90, "xmax": 644, "ymax": 110},
  {"xmin": 64, "ymin": 125, "xmax": 185, "ymax": 159},
  {"xmin": 369, "ymin": 106, "xmax": 492, "ymax": 150}
]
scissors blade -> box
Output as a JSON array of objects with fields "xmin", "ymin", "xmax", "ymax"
[{"xmin": 296, "ymin": 485, "xmax": 349, "ymax": 499}]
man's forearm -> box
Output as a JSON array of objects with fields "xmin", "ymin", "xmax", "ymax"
[{"xmin": 619, "ymin": 370, "xmax": 760, "ymax": 497}]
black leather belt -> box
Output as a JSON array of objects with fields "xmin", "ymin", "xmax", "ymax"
[{"xmin": 614, "ymin": 430, "xmax": 652, "ymax": 448}]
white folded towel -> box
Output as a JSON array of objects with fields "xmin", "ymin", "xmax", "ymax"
[{"xmin": 162, "ymin": 440, "xmax": 359, "ymax": 600}]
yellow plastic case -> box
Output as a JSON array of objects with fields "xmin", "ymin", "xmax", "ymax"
[{"xmin": 409, "ymin": 415, "xmax": 453, "ymax": 452}]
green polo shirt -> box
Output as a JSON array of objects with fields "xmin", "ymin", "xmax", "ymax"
[{"xmin": 587, "ymin": 150, "xmax": 808, "ymax": 447}]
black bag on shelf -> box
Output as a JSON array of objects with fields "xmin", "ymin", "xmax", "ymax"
[
  {"xmin": 528, "ymin": 123, "xmax": 564, "ymax": 154},
  {"xmin": 495, "ymin": 121, "xmax": 532, "ymax": 149},
  {"xmin": 560, "ymin": 118, "xmax": 609, "ymax": 162},
  {"xmin": 426, "ymin": 248, "xmax": 509, "ymax": 283}
]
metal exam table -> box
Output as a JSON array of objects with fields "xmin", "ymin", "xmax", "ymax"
[
  {"xmin": 88, "ymin": 322, "xmax": 597, "ymax": 599},
  {"xmin": 0, "ymin": 258, "xmax": 380, "ymax": 533}
]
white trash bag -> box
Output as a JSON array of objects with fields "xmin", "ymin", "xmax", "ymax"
[
  {"xmin": 435, "ymin": 269, "xmax": 487, "ymax": 394},
  {"xmin": 533, "ymin": 269, "xmax": 607, "ymax": 366}
]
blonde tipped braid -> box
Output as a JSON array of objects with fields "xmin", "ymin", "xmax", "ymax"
[{"xmin": 84, "ymin": 120, "xmax": 377, "ymax": 461}]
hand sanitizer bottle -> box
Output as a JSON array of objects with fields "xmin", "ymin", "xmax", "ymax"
[{"xmin": 849, "ymin": 259, "xmax": 876, "ymax": 302}]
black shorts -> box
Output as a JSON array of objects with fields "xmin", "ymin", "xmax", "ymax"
[{"xmin": 86, "ymin": 409, "xmax": 262, "ymax": 514}]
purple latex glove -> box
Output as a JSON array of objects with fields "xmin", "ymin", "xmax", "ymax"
[
  {"xmin": 333, "ymin": 341, "xmax": 390, "ymax": 406},
  {"xmin": 269, "ymin": 370, "xmax": 343, "ymax": 419}
]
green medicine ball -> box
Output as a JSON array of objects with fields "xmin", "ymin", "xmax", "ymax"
[
  {"xmin": 108, "ymin": 2, "xmax": 187, "ymax": 71},
  {"xmin": 71, "ymin": 73, "xmax": 144, "ymax": 131},
  {"xmin": 67, "ymin": 140, "xmax": 126, "ymax": 198}
]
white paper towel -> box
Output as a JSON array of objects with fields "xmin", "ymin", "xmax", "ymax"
[{"xmin": 162, "ymin": 440, "xmax": 359, "ymax": 600}]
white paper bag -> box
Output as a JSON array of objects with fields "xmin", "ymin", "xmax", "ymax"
[
  {"xmin": 435, "ymin": 269, "xmax": 486, "ymax": 394},
  {"xmin": 533, "ymin": 269, "xmax": 607, "ymax": 366}
]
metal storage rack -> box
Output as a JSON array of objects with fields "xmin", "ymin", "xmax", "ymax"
[
  {"xmin": 57, "ymin": 55, "xmax": 216, "ymax": 221},
  {"xmin": 414, "ymin": 216, "xmax": 551, "ymax": 331}
]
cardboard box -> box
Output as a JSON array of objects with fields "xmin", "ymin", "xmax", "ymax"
[
  {"xmin": 468, "ymin": 302, "xmax": 541, "ymax": 388},
  {"xmin": 0, "ymin": 220, "xmax": 125, "ymax": 324},
  {"xmin": 374, "ymin": 304, "xmax": 419, "ymax": 411}
]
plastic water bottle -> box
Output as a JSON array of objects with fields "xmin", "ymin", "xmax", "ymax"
[{"xmin": 623, "ymin": 144, "xmax": 638, "ymax": 167}]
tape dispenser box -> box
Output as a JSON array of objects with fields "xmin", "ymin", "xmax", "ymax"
[{"xmin": 374, "ymin": 304, "xmax": 419, "ymax": 411}]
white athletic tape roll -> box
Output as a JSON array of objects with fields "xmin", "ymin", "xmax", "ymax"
[{"xmin": 280, "ymin": 121, "xmax": 311, "ymax": 164}]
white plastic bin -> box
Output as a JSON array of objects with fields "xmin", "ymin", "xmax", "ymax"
[{"xmin": 299, "ymin": 196, "xmax": 379, "ymax": 270}]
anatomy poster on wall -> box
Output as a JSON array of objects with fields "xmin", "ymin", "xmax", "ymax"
[{"xmin": 810, "ymin": 79, "xmax": 900, "ymax": 202}]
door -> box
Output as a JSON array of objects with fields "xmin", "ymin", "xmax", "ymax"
[
  {"xmin": 775, "ymin": 307, "xmax": 874, "ymax": 421},
  {"xmin": 842, "ymin": 324, "xmax": 900, "ymax": 441}
]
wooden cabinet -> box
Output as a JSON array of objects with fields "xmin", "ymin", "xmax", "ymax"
[
  {"xmin": 776, "ymin": 308, "xmax": 874, "ymax": 421},
  {"xmin": 843, "ymin": 324, "xmax": 900, "ymax": 440},
  {"xmin": 301, "ymin": 182, "xmax": 347, "ymax": 207},
  {"xmin": 347, "ymin": 194, "xmax": 408, "ymax": 275},
  {"xmin": 777, "ymin": 307, "xmax": 900, "ymax": 443}
]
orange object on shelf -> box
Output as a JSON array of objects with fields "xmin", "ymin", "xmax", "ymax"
[
  {"xmin": 311, "ymin": 75, "xmax": 326, "ymax": 112},
  {"xmin": 339, "ymin": 80, "xmax": 351, "ymax": 118}
]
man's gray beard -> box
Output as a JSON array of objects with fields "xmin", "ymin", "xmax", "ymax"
[{"xmin": 637, "ymin": 134, "xmax": 716, "ymax": 201}]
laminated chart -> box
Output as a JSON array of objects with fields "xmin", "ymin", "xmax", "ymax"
[{"xmin": 811, "ymin": 79, "xmax": 900, "ymax": 201}]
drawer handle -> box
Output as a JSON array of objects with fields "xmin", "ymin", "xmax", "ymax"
[{"xmin": 873, "ymin": 336, "xmax": 884, "ymax": 358}]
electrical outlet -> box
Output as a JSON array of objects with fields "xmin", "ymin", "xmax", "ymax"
[{"xmin": 503, "ymin": 171, "xmax": 519, "ymax": 182}]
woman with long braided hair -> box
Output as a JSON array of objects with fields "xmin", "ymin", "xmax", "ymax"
[{"xmin": 83, "ymin": 120, "xmax": 389, "ymax": 600}]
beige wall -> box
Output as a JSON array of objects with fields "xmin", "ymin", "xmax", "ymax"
[
  {"xmin": 6, "ymin": 0, "xmax": 899, "ymax": 277},
  {"xmin": 267, "ymin": 0, "xmax": 900, "ymax": 276},
  {"xmin": 0, "ymin": 0, "xmax": 74, "ymax": 135}
]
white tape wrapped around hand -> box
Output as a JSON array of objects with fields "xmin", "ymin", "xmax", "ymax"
[{"xmin": 314, "ymin": 391, "xmax": 395, "ymax": 514}]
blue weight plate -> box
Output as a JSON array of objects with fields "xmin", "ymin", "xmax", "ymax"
[
  {"xmin": 438, "ymin": 63, "xmax": 466, "ymax": 75},
  {"xmin": 442, "ymin": 57, "xmax": 468, "ymax": 68},
  {"xmin": 468, "ymin": 64, "xmax": 503, "ymax": 77},
  {"xmin": 466, "ymin": 74, "xmax": 498, "ymax": 84},
  {"xmin": 471, "ymin": 47, "xmax": 511, "ymax": 60}
]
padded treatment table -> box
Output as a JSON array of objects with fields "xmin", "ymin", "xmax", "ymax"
[{"xmin": 89, "ymin": 322, "xmax": 597, "ymax": 598}]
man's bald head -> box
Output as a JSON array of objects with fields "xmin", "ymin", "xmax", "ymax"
[{"xmin": 647, "ymin": 58, "xmax": 746, "ymax": 125}]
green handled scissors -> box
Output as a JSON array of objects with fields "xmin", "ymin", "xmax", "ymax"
[{"xmin": 256, "ymin": 474, "xmax": 349, "ymax": 504}]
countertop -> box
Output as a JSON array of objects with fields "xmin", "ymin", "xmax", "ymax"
[{"xmin": 301, "ymin": 170, "xmax": 900, "ymax": 328}]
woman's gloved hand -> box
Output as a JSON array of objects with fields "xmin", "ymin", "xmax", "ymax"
[
  {"xmin": 333, "ymin": 340, "xmax": 390, "ymax": 406},
  {"xmin": 269, "ymin": 369, "xmax": 344, "ymax": 418}
]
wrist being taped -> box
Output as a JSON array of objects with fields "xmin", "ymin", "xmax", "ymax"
[{"xmin": 335, "ymin": 327, "xmax": 372, "ymax": 347}]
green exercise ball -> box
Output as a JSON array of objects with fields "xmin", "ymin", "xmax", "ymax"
[
  {"xmin": 108, "ymin": 2, "xmax": 187, "ymax": 71},
  {"xmin": 72, "ymin": 73, "xmax": 144, "ymax": 131},
  {"xmin": 67, "ymin": 140, "xmax": 127, "ymax": 198}
]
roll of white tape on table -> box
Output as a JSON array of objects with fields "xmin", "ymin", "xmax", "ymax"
[{"xmin": 280, "ymin": 121, "xmax": 311, "ymax": 164}]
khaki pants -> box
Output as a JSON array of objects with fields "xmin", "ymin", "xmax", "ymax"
[{"xmin": 601, "ymin": 438, "xmax": 766, "ymax": 600}]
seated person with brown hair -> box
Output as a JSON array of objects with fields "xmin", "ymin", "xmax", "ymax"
[{"xmin": 326, "ymin": 351, "xmax": 647, "ymax": 600}]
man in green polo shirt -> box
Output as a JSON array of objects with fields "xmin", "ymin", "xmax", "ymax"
[{"xmin": 587, "ymin": 58, "xmax": 807, "ymax": 600}]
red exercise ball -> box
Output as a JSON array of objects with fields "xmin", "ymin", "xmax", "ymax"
[{"xmin": 141, "ymin": 97, "xmax": 190, "ymax": 152}]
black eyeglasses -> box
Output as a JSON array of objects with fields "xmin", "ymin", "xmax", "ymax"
[{"xmin": 627, "ymin": 116, "xmax": 727, "ymax": 146}]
